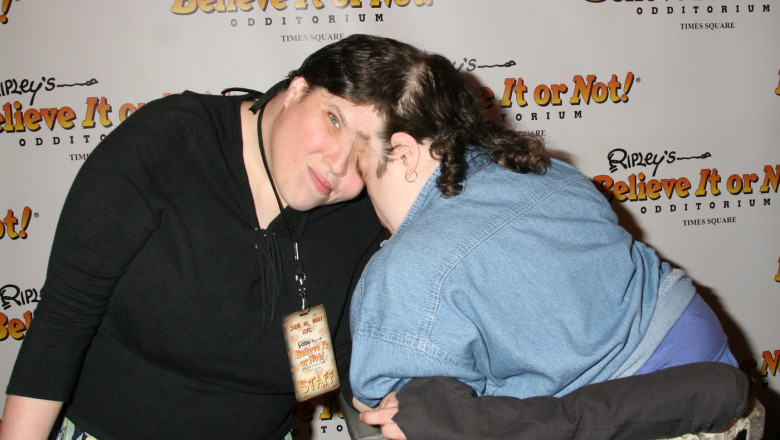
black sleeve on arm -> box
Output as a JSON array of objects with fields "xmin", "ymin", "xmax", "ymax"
[
  {"xmin": 393, "ymin": 362, "xmax": 751, "ymax": 440},
  {"xmin": 5, "ymin": 96, "xmax": 184, "ymax": 401}
]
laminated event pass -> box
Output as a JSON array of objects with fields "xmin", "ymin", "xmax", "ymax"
[{"xmin": 283, "ymin": 304, "xmax": 340, "ymax": 401}]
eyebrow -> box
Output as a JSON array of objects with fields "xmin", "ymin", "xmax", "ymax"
[
  {"xmin": 330, "ymin": 103, "xmax": 372, "ymax": 140},
  {"xmin": 355, "ymin": 130, "xmax": 370, "ymax": 142}
]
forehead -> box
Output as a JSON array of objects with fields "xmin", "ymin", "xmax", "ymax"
[{"xmin": 317, "ymin": 89, "xmax": 383, "ymax": 139}]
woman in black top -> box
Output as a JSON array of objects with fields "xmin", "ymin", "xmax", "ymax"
[{"xmin": 1, "ymin": 74, "xmax": 386, "ymax": 439}]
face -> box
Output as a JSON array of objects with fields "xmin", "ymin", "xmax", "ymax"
[{"xmin": 265, "ymin": 79, "xmax": 384, "ymax": 211}]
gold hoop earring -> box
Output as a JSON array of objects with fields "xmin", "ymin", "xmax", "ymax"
[{"xmin": 405, "ymin": 170, "xmax": 418, "ymax": 183}]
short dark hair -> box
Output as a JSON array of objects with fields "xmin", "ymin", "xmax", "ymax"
[{"xmin": 289, "ymin": 34, "xmax": 549, "ymax": 196}]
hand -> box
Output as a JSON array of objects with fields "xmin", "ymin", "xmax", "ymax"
[{"xmin": 359, "ymin": 392, "xmax": 407, "ymax": 440}]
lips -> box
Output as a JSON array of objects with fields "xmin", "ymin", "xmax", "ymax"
[{"xmin": 308, "ymin": 167, "xmax": 333, "ymax": 196}]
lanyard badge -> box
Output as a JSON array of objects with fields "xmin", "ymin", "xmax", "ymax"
[
  {"xmin": 251, "ymin": 89, "xmax": 341, "ymax": 401},
  {"xmin": 283, "ymin": 304, "xmax": 340, "ymax": 401},
  {"xmin": 282, "ymin": 241, "xmax": 340, "ymax": 402}
]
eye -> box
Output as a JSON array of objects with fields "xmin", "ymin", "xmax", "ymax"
[{"xmin": 329, "ymin": 113, "xmax": 340, "ymax": 128}]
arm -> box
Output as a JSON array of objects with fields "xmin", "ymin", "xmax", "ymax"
[
  {"xmin": 383, "ymin": 363, "xmax": 751, "ymax": 440},
  {"xmin": 0, "ymin": 395, "xmax": 63, "ymax": 440},
  {"xmin": 349, "ymin": 249, "xmax": 486, "ymax": 408},
  {"xmin": 5, "ymin": 98, "xmax": 172, "ymax": 405}
]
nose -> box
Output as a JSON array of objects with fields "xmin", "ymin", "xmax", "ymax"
[{"xmin": 324, "ymin": 144, "xmax": 353, "ymax": 177}]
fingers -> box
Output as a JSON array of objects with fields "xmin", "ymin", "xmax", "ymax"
[
  {"xmin": 360, "ymin": 407, "xmax": 396, "ymax": 426},
  {"xmin": 381, "ymin": 422, "xmax": 408, "ymax": 440},
  {"xmin": 358, "ymin": 391, "xmax": 406, "ymax": 440},
  {"xmin": 378, "ymin": 391, "xmax": 399, "ymax": 410}
]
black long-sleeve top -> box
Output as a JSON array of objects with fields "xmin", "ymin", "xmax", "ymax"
[{"xmin": 7, "ymin": 91, "xmax": 384, "ymax": 439}]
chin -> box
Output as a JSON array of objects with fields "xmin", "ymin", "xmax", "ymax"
[{"xmin": 288, "ymin": 197, "xmax": 327, "ymax": 212}]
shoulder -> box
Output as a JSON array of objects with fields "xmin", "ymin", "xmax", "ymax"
[
  {"xmin": 75, "ymin": 93, "xmax": 245, "ymax": 192},
  {"xmin": 375, "ymin": 159, "xmax": 617, "ymax": 276},
  {"xmin": 464, "ymin": 157, "xmax": 591, "ymax": 200},
  {"xmin": 431, "ymin": 158, "xmax": 609, "ymax": 228},
  {"xmin": 398, "ymin": 158, "xmax": 592, "ymax": 236},
  {"xmin": 116, "ymin": 92, "xmax": 242, "ymax": 136},
  {"xmin": 93, "ymin": 92, "xmax": 241, "ymax": 158}
]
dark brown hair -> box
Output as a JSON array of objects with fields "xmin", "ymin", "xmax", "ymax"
[{"xmin": 289, "ymin": 34, "xmax": 549, "ymax": 196}]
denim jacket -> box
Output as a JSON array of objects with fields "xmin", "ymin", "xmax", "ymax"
[{"xmin": 350, "ymin": 153, "xmax": 695, "ymax": 407}]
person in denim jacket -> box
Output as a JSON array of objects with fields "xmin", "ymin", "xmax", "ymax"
[{"xmin": 332, "ymin": 35, "xmax": 739, "ymax": 420}]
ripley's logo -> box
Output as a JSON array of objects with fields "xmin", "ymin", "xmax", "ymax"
[
  {"xmin": 1, "ymin": 76, "xmax": 97, "ymax": 107},
  {"xmin": 490, "ymin": 73, "xmax": 635, "ymax": 109},
  {"xmin": 595, "ymin": 164, "xmax": 779, "ymax": 202},
  {"xmin": 584, "ymin": 0, "xmax": 771, "ymax": 16},
  {"xmin": 453, "ymin": 58, "xmax": 516, "ymax": 73},
  {"xmin": 0, "ymin": 0, "xmax": 12, "ymax": 24},
  {"xmin": 477, "ymin": 73, "xmax": 635, "ymax": 125},
  {"xmin": 607, "ymin": 148, "xmax": 711, "ymax": 177},
  {"xmin": 0, "ymin": 309, "xmax": 33, "ymax": 341},
  {"xmin": 0, "ymin": 285, "xmax": 38, "ymax": 342},
  {"xmin": 741, "ymin": 350, "xmax": 780, "ymax": 392},
  {"xmin": 594, "ymin": 164, "xmax": 779, "ymax": 217},
  {"xmin": 170, "ymin": 0, "xmax": 433, "ymax": 15},
  {"xmin": 2, "ymin": 93, "xmax": 167, "ymax": 149},
  {"xmin": 1, "ymin": 207, "xmax": 33, "ymax": 240},
  {"xmin": 290, "ymin": 390, "xmax": 345, "ymax": 436},
  {"xmin": 1, "ymin": 284, "xmax": 40, "ymax": 311},
  {"xmin": 761, "ymin": 350, "xmax": 780, "ymax": 378},
  {"xmin": 1, "ymin": 95, "xmax": 159, "ymax": 135}
]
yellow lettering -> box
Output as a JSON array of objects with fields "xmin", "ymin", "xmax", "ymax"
[
  {"xmin": 760, "ymin": 165, "xmax": 779, "ymax": 193},
  {"xmin": 760, "ymin": 350, "xmax": 780, "ymax": 377}
]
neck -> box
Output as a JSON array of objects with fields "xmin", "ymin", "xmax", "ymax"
[
  {"xmin": 383, "ymin": 152, "xmax": 439, "ymax": 235},
  {"xmin": 241, "ymin": 100, "xmax": 281, "ymax": 228}
]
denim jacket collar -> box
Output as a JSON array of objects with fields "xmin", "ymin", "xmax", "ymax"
[{"xmin": 390, "ymin": 150, "xmax": 492, "ymax": 242}]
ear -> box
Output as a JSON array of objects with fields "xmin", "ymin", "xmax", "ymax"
[
  {"xmin": 389, "ymin": 132, "xmax": 422, "ymax": 173},
  {"xmin": 282, "ymin": 76, "xmax": 310, "ymax": 108}
]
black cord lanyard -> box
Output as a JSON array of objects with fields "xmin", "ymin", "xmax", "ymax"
[{"xmin": 241, "ymin": 81, "xmax": 310, "ymax": 311}]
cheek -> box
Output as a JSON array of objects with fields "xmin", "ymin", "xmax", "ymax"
[
  {"xmin": 270, "ymin": 133, "xmax": 306, "ymax": 169},
  {"xmin": 274, "ymin": 114, "xmax": 319, "ymax": 158},
  {"xmin": 341, "ymin": 173, "xmax": 366, "ymax": 200}
]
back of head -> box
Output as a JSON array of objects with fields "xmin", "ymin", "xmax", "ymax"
[{"xmin": 289, "ymin": 34, "xmax": 548, "ymax": 196}]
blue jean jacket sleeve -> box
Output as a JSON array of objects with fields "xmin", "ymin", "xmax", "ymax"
[{"xmin": 350, "ymin": 269, "xmax": 487, "ymax": 407}]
